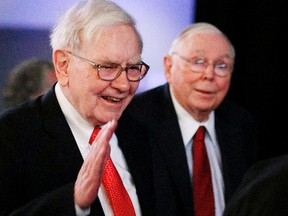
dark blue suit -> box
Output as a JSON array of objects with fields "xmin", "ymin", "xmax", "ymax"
[
  {"xmin": 0, "ymin": 85, "xmax": 154, "ymax": 216},
  {"xmin": 119, "ymin": 83, "xmax": 258, "ymax": 216}
]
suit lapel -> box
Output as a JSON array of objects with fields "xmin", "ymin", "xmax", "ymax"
[
  {"xmin": 215, "ymin": 103, "xmax": 250, "ymax": 202},
  {"xmin": 117, "ymin": 114, "xmax": 154, "ymax": 215},
  {"xmin": 40, "ymin": 88, "xmax": 84, "ymax": 182},
  {"xmin": 152, "ymin": 86, "xmax": 193, "ymax": 211}
]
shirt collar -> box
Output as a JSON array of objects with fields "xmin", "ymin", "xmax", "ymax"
[
  {"xmin": 55, "ymin": 83, "xmax": 94, "ymax": 145},
  {"xmin": 170, "ymin": 88, "xmax": 217, "ymax": 146}
]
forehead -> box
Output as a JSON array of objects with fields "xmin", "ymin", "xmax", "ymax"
[
  {"xmin": 177, "ymin": 32, "xmax": 233, "ymax": 58},
  {"xmin": 81, "ymin": 24, "xmax": 141, "ymax": 62}
]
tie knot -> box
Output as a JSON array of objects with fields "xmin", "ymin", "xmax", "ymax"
[
  {"xmin": 194, "ymin": 126, "xmax": 205, "ymax": 142},
  {"xmin": 89, "ymin": 127, "xmax": 101, "ymax": 145}
]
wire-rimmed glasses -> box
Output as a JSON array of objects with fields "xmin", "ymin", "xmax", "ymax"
[{"xmin": 172, "ymin": 52, "xmax": 233, "ymax": 77}]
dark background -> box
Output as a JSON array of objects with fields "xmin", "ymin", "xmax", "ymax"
[{"xmin": 196, "ymin": 0, "xmax": 287, "ymax": 160}]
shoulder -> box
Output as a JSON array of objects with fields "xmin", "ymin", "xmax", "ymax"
[
  {"xmin": 217, "ymin": 100, "xmax": 253, "ymax": 117},
  {"xmin": 0, "ymin": 87, "xmax": 58, "ymax": 135},
  {"xmin": 224, "ymin": 154, "xmax": 288, "ymax": 216},
  {"xmin": 0, "ymin": 98, "xmax": 42, "ymax": 128},
  {"xmin": 243, "ymin": 154, "xmax": 288, "ymax": 185},
  {"xmin": 132, "ymin": 83, "xmax": 169, "ymax": 104},
  {"xmin": 124, "ymin": 83, "xmax": 175, "ymax": 123},
  {"xmin": 216, "ymin": 100, "xmax": 256, "ymax": 126}
]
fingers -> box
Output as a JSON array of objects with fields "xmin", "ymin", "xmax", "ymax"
[
  {"xmin": 91, "ymin": 119, "xmax": 118, "ymax": 147},
  {"xmin": 74, "ymin": 119, "xmax": 118, "ymax": 208}
]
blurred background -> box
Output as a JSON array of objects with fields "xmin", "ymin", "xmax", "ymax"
[
  {"xmin": 0, "ymin": 0, "xmax": 195, "ymax": 97},
  {"xmin": 0, "ymin": 0, "xmax": 286, "ymax": 160}
]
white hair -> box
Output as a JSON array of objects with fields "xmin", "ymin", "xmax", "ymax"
[
  {"xmin": 50, "ymin": 0, "xmax": 143, "ymax": 52},
  {"xmin": 169, "ymin": 22, "xmax": 235, "ymax": 58}
]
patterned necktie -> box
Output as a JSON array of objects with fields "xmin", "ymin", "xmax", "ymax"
[
  {"xmin": 192, "ymin": 126, "xmax": 215, "ymax": 216},
  {"xmin": 89, "ymin": 127, "xmax": 136, "ymax": 216}
]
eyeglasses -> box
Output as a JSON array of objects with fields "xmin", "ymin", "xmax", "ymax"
[
  {"xmin": 66, "ymin": 51, "xmax": 150, "ymax": 82},
  {"xmin": 172, "ymin": 52, "xmax": 233, "ymax": 77}
]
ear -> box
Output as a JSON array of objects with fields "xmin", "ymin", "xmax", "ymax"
[
  {"xmin": 163, "ymin": 54, "xmax": 172, "ymax": 81},
  {"xmin": 53, "ymin": 50, "xmax": 70, "ymax": 86}
]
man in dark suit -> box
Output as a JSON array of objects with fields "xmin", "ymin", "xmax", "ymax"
[
  {"xmin": 120, "ymin": 22, "xmax": 259, "ymax": 216},
  {"xmin": 0, "ymin": 0, "xmax": 152, "ymax": 215},
  {"xmin": 223, "ymin": 154, "xmax": 288, "ymax": 216}
]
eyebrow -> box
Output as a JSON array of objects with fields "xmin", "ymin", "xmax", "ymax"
[
  {"xmin": 193, "ymin": 50, "xmax": 233, "ymax": 59},
  {"xmin": 96, "ymin": 56, "xmax": 142, "ymax": 65}
]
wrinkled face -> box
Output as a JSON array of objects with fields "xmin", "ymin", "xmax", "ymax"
[
  {"xmin": 164, "ymin": 32, "xmax": 233, "ymax": 121},
  {"xmin": 55, "ymin": 24, "xmax": 142, "ymax": 126}
]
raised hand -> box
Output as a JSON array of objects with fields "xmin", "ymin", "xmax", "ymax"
[{"xmin": 74, "ymin": 119, "xmax": 117, "ymax": 208}]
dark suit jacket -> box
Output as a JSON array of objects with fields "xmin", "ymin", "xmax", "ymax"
[
  {"xmin": 120, "ymin": 83, "xmax": 258, "ymax": 216},
  {"xmin": 224, "ymin": 154, "xmax": 288, "ymax": 216},
  {"xmin": 0, "ymin": 85, "xmax": 154, "ymax": 216}
]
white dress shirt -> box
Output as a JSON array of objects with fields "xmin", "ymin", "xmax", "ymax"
[
  {"xmin": 170, "ymin": 88, "xmax": 225, "ymax": 216},
  {"xmin": 55, "ymin": 83, "xmax": 141, "ymax": 216}
]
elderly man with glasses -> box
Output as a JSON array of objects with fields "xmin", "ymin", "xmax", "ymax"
[
  {"xmin": 119, "ymin": 22, "xmax": 259, "ymax": 216},
  {"xmin": 0, "ymin": 0, "xmax": 152, "ymax": 215}
]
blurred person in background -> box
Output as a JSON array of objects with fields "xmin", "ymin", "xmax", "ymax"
[{"xmin": 1, "ymin": 58, "xmax": 57, "ymax": 110}]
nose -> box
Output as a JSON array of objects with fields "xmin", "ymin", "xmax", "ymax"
[
  {"xmin": 111, "ymin": 70, "xmax": 130, "ymax": 91},
  {"xmin": 203, "ymin": 63, "xmax": 215, "ymax": 79}
]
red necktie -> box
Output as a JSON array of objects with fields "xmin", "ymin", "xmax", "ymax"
[
  {"xmin": 192, "ymin": 126, "xmax": 215, "ymax": 216},
  {"xmin": 89, "ymin": 127, "xmax": 136, "ymax": 216}
]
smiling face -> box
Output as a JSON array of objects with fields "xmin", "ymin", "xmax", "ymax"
[
  {"xmin": 164, "ymin": 32, "xmax": 234, "ymax": 122},
  {"xmin": 54, "ymin": 24, "xmax": 142, "ymax": 126}
]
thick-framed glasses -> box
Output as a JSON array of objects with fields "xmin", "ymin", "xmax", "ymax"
[
  {"xmin": 66, "ymin": 51, "xmax": 150, "ymax": 82},
  {"xmin": 172, "ymin": 52, "xmax": 233, "ymax": 77}
]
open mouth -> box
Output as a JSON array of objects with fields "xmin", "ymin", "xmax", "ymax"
[{"xmin": 102, "ymin": 96, "xmax": 122, "ymax": 103}]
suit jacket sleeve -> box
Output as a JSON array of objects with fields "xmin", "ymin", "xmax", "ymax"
[{"xmin": 10, "ymin": 183, "xmax": 76, "ymax": 216}]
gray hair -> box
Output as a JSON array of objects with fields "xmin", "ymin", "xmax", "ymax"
[
  {"xmin": 169, "ymin": 22, "xmax": 235, "ymax": 59},
  {"xmin": 50, "ymin": 0, "xmax": 143, "ymax": 52}
]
